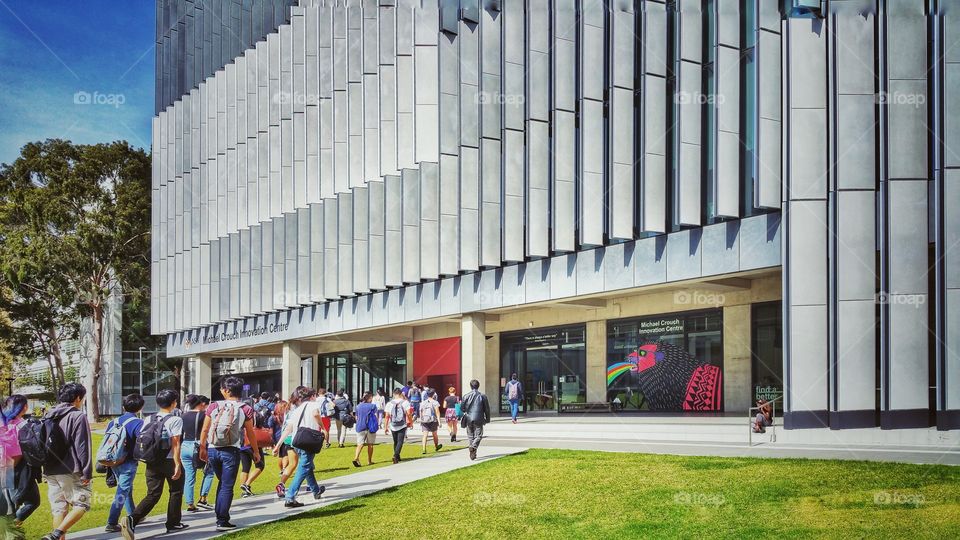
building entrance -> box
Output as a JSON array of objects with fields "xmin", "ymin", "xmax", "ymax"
[{"xmin": 500, "ymin": 325, "xmax": 586, "ymax": 414}]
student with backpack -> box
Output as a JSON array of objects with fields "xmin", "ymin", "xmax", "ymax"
[
  {"xmin": 351, "ymin": 392, "xmax": 379, "ymax": 468},
  {"xmin": 504, "ymin": 373, "xmax": 523, "ymax": 424},
  {"xmin": 384, "ymin": 389, "xmax": 411, "ymax": 464},
  {"xmin": 101, "ymin": 393, "xmax": 145, "ymax": 533},
  {"xmin": 333, "ymin": 390, "xmax": 353, "ymax": 448},
  {"xmin": 273, "ymin": 387, "xmax": 327, "ymax": 508},
  {"xmin": 1, "ymin": 395, "xmax": 37, "ymax": 535},
  {"xmin": 181, "ymin": 394, "xmax": 214, "ymax": 512},
  {"xmin": 318, "ymin": 388, "xmax": 335, "ymax": 449},
  {"xmin": 197, "ymin": 376, "xmax": 262, "ymax": 532},
  {"xmin": 37, "ymin": 383, "xmax": 93, "ymax": 540},
  {"xmin": 419, "ymin": 390, "xmax": 443, "ymax": 454},
  {"xmin": 372, "ymin": 388, "xmax": 387, "ymax": 432},
  {"xmin": 407, "ymin": 384, "xmax": 422, "ymax": 422},
  {"xmin": 120, "ymin": 389, "xmax": 186, "ymax": 539},
  {"xmin": 237, "ymin": 398, "xmax": 267, "ymax": 498}
]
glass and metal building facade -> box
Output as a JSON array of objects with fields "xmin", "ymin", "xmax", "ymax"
[{"xmin": 152, "ymin": 0, "xmax": 959, "ymax": 436}]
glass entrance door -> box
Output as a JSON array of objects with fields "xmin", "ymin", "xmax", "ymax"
[{"xmin": 500, "ymin": 325, "xmax": 587, "ymax": 414}]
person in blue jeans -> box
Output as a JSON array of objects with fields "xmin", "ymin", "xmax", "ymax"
[
  {"xmin": 274, "ymin": 387, "xmax": 326, "ymax": 508},
  {"xmin": 180, "ymin": 394, "xmax": 215, "ymax": 511},
  {"xmin": 504, "ymin": 374, "xmax": 523, "ymax": 423},
  {"xmin": 104, "ymin": 393, "xmax": 144, "ymax": 533},
  {"xmin": 198, "ymin": 376, "xmax": 261, "ymax": 532}
]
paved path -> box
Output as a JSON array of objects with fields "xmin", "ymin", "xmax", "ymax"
[{"xmin": 71, "ymin": 445, "xmax": 523, "ymax": 540}]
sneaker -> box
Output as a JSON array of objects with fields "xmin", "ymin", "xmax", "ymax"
[
  {"xmin": 240, "ymin": 484, "xmax": 253, "ymax": 497},
  {"xmin": 421, "ymin": 449, "xmax": 427, "ymax": 454},
  {"xmin": 451, "ymin": 435, "xmax": 457, "ymax": 442},
  {"xmin": 435, "ymin": 444, "xmax": 443, "ymax": 451},
  {"xmin": 469, "ymin": 447, "xmax": 477, "ymax": 460},
  {"xmin": 324, "ymin": 442, "xmax": 331, "ymax": 449},
  {"xmin": 313, "ymin": 485, "xmax": 326, "ymax": 500},
  {"xmin": 40, "ymin": 534, "xmax": 61, "ymax": 540},
  {"xmin": 338, "ymin": 443, "xmax": 344, "ymax": 448},
  {"xmin": 196, "ymin": 500, "xmax": 213, "ymax": 510},
  {"xmin": 275, "ymin": 483, "xmax": 286, "ymax": 498},
  {"xmin": 215, "ymin": 523, "xmax": 238, "ymax": 532},
  {"xmin": 186, "ymin": 505, "xmax": 199, "ymax": 513},
  {"xmin": 392, "ymin": 456, "xmax": 398, "ymax": 464},
  {"xmin": 284, "ymin": 500, "xmax": 305, "ymax": 508},
  {"xmin": 120, "ymin": 516, "xmax": 135, "ymax": 540},
  {"xmin": 352, "ymin": 459, "xmax": 361, "ymax": 467},
  {"xmin": 166, "ymin": 524, "xmax": 189, "ymax": 533},
  {"xmin": 104, "ymin": 525, "xmax": 121, "ymax": 533}
]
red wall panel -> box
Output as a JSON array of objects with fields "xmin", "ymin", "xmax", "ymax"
[{"xmin": 413, "ymin": 337, "xmax": 462, "ymax": 393}]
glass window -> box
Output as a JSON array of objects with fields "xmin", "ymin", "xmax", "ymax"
[
  {"xmin": 607, "ymin": 310, "xmax": 724, "ymax": 412},
  {"xmin": 319, "ymin": 345, "xmax": 407, "ymax": 400},
  {"xmin": 751, "ymin": 302, "xmax": 783, "ymax": 404},
  {"xmin": 499, "ymin": 325, "xmax": 587, "ymax": 414}
]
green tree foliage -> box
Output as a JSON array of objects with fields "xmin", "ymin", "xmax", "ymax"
[{"xmin": 0, "ymin": 139, "xmax": 152, "ymax": 419}]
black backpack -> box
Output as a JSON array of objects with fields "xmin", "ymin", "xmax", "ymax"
[
  {"xmin": 18, "ymin": 411, "xmax": 69, "ymax": 468},
  {"xmin": 133, "ymin": 414, "xmax": 172, "ymax": 465}
]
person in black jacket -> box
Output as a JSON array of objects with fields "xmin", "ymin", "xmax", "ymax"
[{"xmin": 460, "ymin": 380, "xmax": 490, "ymax": 461}]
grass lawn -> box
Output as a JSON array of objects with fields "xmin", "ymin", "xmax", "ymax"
[
  {"xmin": 225, "ymin": 449, "xmax": 960, "ymax": 539},
  {"xmin": 20, "ymin": 432, "xmax": 456, "ymax": 539}
]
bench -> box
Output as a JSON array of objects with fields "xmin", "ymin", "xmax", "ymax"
[{"xmin": 559, "ymin": 402, "xmax": 612, "ymax": 413}]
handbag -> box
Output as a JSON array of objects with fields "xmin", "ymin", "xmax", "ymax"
[
  {"xmin": 254, "ymin": 427, "xmax": 273, "ymax": 447},
  {"xmin": 190, "ymin": 412, "xmax": 206, "ymax": 470},
  {"xmin": 454, "ymin": 402, "xmax": 462, "ymax": 418},
  {"xmin": 291, "ymin": 403, "xmax": 325, "ymax": 453}
]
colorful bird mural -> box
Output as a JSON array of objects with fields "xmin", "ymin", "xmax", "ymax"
[{"xmin": 606, "ymin": 342, "xmax": 722, "ymax": 411}]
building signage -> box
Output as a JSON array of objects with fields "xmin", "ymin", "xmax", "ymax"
[
  {"xmin": 636, "ymin": 317, "xmax": 684, "ymax": 336},
  {"xmin": 198, "ymin": 322, "xmax": 291, "ymax": 346}
]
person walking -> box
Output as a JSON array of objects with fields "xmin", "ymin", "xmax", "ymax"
[
  {"xmin": 273, "ymin": 387, "xmax": 326, "ymax": 508},
  {"xmin": 103, "ymin": 394, "xmax": 145, "ymax": 533},
  {"xmin": 120, "ymin": 389, "xmax": 186, "ymax": 539},
  {"xmin": 37, "ymin": 383, "xmax": 93, "ymax": 540},
  {"xmin": 318, "ymin": 388, "xmax": 335, "ymax": 449},
  {"xmin": 461, "ymin": 380, "xmax": 491, "ymax": 461},
  {"xmin": 1, "ymin": 395, "xmax": 38, "ymax": 535},
  {"xmin": 504, "ymin": 373, "xmax": 523, "ymax": 424},
  {"xmin": 407, "ymin": 384, "xmax": 422, "ymax": 422},
  {"xmin": 419, "ymin": 390, "xmax": 443, "ymax": 454},
  {"xmin": 273, "ymin": 390, "xmax": 303, "ymax": 498},
  {"xmin": 333, "ymin": 390, "xmax": 353, "ymax": 448},
  {"xmin": 372, "ymin": 388, "xmax": 387, "ymax": 432},
  {"xmin": 197, "ymin": 376, "xmax": 261, "ymax": 532},
  {"xmin": 237, "ymin": 399, "xmax": 266, "ymax": 498},
  {"xmin": 351, "ymin": 392, "xmax": 379, "ymax": 468},
  {"xmin": 181, "ymin": 394, "xmax": 214, "ymax": 512},
  {"xmin": 384, "ymin": 389, "xmax": 411, "ymax": 464},
  {"xmin": 443, "ymin": 387, "xmax": 461, "ymax": 443}
]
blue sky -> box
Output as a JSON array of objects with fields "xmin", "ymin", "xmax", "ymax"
[{"xmin": 0, "ymin": 0, "xmax": 155, "ymax": 166}]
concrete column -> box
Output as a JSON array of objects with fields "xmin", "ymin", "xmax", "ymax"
[
  {"xmin": 188, "ymin": 355, "xmax": 212, "ymax": 398},
  {"xmin": 461, "ymin": 313, "xmax": 487, "ymax": 394},
  {"xmin": 485, "ymin": 333, "xmax": 501, "ymax": 416},
  {"xmin": 406, "ymin": 342, "xmax": 415, "ymax": 383},
  {"xmin": 723, "ymin": 304, "xmax": 752, "ymax": 413},
  {"xmin": 282, "ymin": 341, "xmax": 303, "ymax": 400},
  {"xmin": 585, "ymin": 320, "xmax": 607, "ymax": 403}
]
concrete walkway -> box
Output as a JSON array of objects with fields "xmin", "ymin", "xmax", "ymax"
[{"xmin": 71, "ymin": 445, "xmax": 523, "ymax": 540}]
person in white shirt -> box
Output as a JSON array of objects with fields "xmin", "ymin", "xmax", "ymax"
[
  {"xmin": 384, "ymin": 389, "xmax": 411, "ymax": 464},
  {"xmin": 372, "ymin": 388, "xmax": 387, "ymax": 432}
]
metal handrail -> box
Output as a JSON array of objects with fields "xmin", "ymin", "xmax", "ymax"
[{"xmin": 748, "ymin": 397, "xmax": 780, "ymax": 446}]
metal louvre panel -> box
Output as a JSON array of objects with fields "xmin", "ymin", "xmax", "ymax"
[
  {"xmin": 309, "ymin": 203, "xmax": 324, "ymax": 303},
  {"xmin": 306, "ymin": 6, "xmax": 321, "ymax": 205},
  {"xmin": 454, "ymin": 141, "xmax": 477, "ymax": 271},
  {"xmin": 553, "ymin": 110, "xmax": 576, "ymax": 250},
  {"xmin": 397, "ymin": 55, "xmax": 417, "ymax": 169},
  {"xmin": 420, "ymin": 162, "xmax": 440, "ymax": 279},
  {"xmin": 272, "ymin": 214, "xmax": 286, "ymax": 312},
  {"xmin": 297, "ymin": 207, "xmax": 311, "ymax": 304},
  {"xmin": 333, "ymin": 5, "xmax": 349, "ymax": 193},
  {"xmin": 384, "ymin": 175, "xmax": 403, "ymax": 287},
  {"xmin": 293, "ymin": 11, "xmax": 308, "ymax": 209},
  {"xmin": 481, "ymin": 138, "xmax": 502, "ymax": 266},
  {"xmin": 609, "ymin": 5, "xmax": 636, "ymax": 239},
  {"xmin": 401, "ymin": 168, "xmax": 421, "ymax": 283},
  {"xmin": 714, "ymin": 9, "xmax": 740, "ymax": 218},
  {"xmin": 579, "ymin": 1, "xmax": 603, "ymax": 246},
  {"xmin": 502, "ymin": 126, "xmax": 524, "ymax": 262},
  {"xmin": 353, "ymin": 186, "xmax": 370, "ymax": 294},
  {"xmin": 281, "ymin": 24, "xmax": 296, "ymax": 215},
  {"xmin": 209, "ymin": 238, "xmax": 220, "ymax": 322},
  {"xmin": 415, "ymin": 1, "xmax": 440, "ymax": 164},
  {"xmin": 755, "ymin": 23, "xmax": 782, "ymax": 209},
  {"xmin": 439, "ymin": 31, "xmax": 459, "ymax": 156},
  {"xmin": 323, "ymin": 197, "xmax": 339, "ymax": 299},
  {"xmin": 250, "ymin": 224, "xmax": 262, "ymax": 314},
  {"xmin": 527, "ymin": 120, "xmax": 549, "ymax": 258},
  {"xmin": 379, "ymin": 64, "xmax": 399, "ymax": 176},
  {"xmin": 260, "ymin": 220, "xmax": 273, "ymax": 312},
  {"xmin": 368, "ymin": 180, "xmax": 386, "ymax": 290},
  {"xmin": 480, "ymin": 4, "xmax": 502, "ymax": 140},
  {"xmin": 200, "ymin": 242, "xmax": 211, "ymax": 326},
  {"xmin": 676, "ymin": 61, "xmax": 702, "ymax": 226},
  {"xmin": 502, "ymin": 0, "xmax": 525, "ymax": 131},
  {"xmin": 348, "ymin": 4, "xmax": 365, "ymax": 188},
  {"xmin": 459, "ymin": 16, "xmax": 479, "ymax": 150},
  {"xmin": 639, "ymin": 1, "xmax": 667, "ymax": 234},
  {"xmin": 363, "ymin": 74, "xmax": 381, "ymax": 182},
  {"xmin": 439, "ymin": 154, "xmax": 460, "ymax": 273},
  {"xmin": 229, "ymin": 233, "xmax": 240, "ymax": 319}
]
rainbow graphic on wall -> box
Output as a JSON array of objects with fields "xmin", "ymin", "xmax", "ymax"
[{"xmin": 606, "ymin": 362, "xmax": 635, "ymax": 385}]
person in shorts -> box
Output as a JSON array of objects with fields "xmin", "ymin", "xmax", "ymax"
[
  {"xmin": 443, "ymin": 387, "xmax": 460, "ymax": 443},
  {"xmin": 40, "ymin": 383, "xmax": 93, "ymax": 540},
  {"xmin": 419, "ymin": 391, "xmax": 443, "ymax": 454},
  {"xmin": 351, "ymin": 392, "xmax": 378, "ymax": 468},
  {"xmin": 237, "ymin": 398, "xmax": 266, "ymax": 498}
]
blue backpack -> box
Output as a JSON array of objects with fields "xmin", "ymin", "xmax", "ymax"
[
  {"xmin": 97, "ymin": 416, "xmax": 137, "ymax": 466},
  {"xmin": 365, "ymin": 407, "xmax": 379, "ymax": 433}
]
